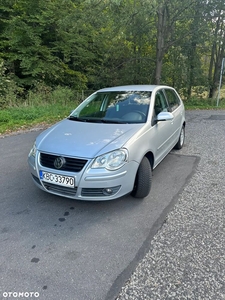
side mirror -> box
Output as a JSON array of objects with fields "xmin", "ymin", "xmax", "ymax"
[{"xmin": 156, "ymin": 112, "xmax": 174, "ymax": 122}]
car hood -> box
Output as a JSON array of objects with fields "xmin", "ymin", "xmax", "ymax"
[{"xmin": 36, "ymin": 119, "xmax": 144, "ymax": 158}]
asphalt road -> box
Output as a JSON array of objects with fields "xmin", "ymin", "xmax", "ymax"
[{"xmin": 0, "ymin": 129, "xmax": 197, "ymax": 300}]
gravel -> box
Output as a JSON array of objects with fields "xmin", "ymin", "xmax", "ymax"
[{"xmin": 116, "ymin": 110, "xmax": 225, "ymax": 300}]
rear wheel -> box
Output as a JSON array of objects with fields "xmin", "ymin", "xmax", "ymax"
[
  {"xmin": 174, "ymin": 125, "xmax": 185, "ymax": 150},
  {"xmin": 131, "ymin": 156, "xmax": 152, "ymax": 198}
]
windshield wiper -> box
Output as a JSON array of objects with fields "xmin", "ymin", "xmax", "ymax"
[
  {"xmin": 68, "ymin": 116, "xmax": 83, "ymax": 121},
  {"xmin": 101, "ymin": 119, "xmax": 124, "ymax": 124},
  {"xmin": 68, "ymin": 116, "xmax": 104, "ymax": 123},
  {"xmin": 68, "ymin": 116, "xmax": 96, "ymax": 122},
  {"xmin": 68, "ymin": 116, "xmax": 126, "ymax": 124}
]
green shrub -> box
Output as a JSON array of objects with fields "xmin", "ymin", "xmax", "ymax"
[
  {"xmin": 184, "ymin": 97, "xmax": 219, "ymax": 109},
  {"xmin": 0, "ymin": 110, "xmax": 11, "ymax": 123},
  {"xmin": 50, "ymin": 86, "xmax": 75, "ymax": 105}
]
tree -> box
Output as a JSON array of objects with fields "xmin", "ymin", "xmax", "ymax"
[
  {"xmin": 0, "ymin": 0, "xmax": 95, "ymax": 89},
  {"xmin": 0, "ymin": 0, "xmax": 225, "ymax": 99},
  {"xmin": 206, "ymin": 0, "xmax": 225, "ymax": 98},
  {"xmin": 154, "ymin": 0, "xmax": 201, "ymax": 85}
]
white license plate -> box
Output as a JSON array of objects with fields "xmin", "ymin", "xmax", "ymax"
[{"xmin": 39, "ymin": 171, "xmax": 75, "ymax": 188}]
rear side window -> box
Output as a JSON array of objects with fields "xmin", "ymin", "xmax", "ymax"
[{"xmin": 164, "ymin": 89, "xmax": 181, "ymax": 111}]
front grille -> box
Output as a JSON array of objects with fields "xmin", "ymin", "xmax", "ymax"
[
  {"xmin": 43, "ymin": 182, "xmax": 77, "ymax": 197},
  {"xmin": 81, "ymin": 186, "xmax": 121, "ymax": 197},
  {"xmin": 40, "ymin": 153, "xmax": 87, "ymax": 172}
]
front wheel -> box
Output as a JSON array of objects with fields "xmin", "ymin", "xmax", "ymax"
[
  {"xmin": 174, "ymin": 125, "xmax": 185, "ymax": 150},
  {"xmin": 131, "ymin": 156, "xmax": 152, "ymax": 198}
]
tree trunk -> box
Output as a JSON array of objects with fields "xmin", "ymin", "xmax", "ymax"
[
  {"xmin": 208, "ymin": 12, "xmax": 225, "ymax": 98},
  {"xmin": 208, "ymin": 42, "xmax": 216, "ymax": 98},
  {"xmin": 154, "ymin": 5, "xmax": 167, "ymax": 85}
]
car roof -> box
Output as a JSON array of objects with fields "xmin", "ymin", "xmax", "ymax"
[{"xmin": 97, "ymin": 85, "xmax": 171, "ymax": 92}]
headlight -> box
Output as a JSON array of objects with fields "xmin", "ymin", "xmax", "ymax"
[
  {"xmin": 28, "ymin": 142, "xmax": 37, "ymax": 157},
  {"xmin": 91, "ymin": 149, "xmax": 128, "ymax": 171}
]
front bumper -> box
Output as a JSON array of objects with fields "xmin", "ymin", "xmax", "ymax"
[{"xmin": 28, "ymin": 152, "xmax": 138, "ymax": 201}]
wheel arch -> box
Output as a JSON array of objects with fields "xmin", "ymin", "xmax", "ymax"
[{"xmin": 145, "ymin": 151, "xmax": 154, "ymax": 170}]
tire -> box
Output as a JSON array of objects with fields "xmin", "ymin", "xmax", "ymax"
[
  {"xmin": 174, "ymin": 125, "xmax": 185, "ymax": 150},
  {"xmin": 131, "ymin": 156, "xmax": 152, "ymax": 198}
]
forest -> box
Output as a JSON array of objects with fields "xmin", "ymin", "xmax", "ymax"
[{"xmin": 0, "ymin": 0, "xmax": 224, "ymax": 108}]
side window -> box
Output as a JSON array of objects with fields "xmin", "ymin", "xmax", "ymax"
[
  {"xmin": 164, "ymin": 89, "xmax": 181, "ymax": 112},
  {"xmin": 154, "ymin": 91, "xmax": 169, "ymax": 116}
]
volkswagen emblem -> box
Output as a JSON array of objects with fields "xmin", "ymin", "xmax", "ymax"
[{"xmin": 54, "ymin": 156, "xmax": 66, "ymax": 169}]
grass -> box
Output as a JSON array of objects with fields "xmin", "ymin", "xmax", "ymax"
[
  {"xmin": 0, "ymin": 102, "xmax": 77, "ymax": 135},
  {"xmin": 183, "ymin": 97, "xmax": 225, "ymax": 110}
]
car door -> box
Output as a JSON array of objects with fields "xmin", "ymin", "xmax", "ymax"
[
  {"xmin": 151, "ymin": 90, "xmax": 175, "ymax": 166},
  {"xmin": 163, "ymin": 88, "xmax": 184, "ymax": 145}
]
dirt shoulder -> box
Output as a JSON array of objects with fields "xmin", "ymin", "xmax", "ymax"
[{"xmin": 0, "ymin": 122, "xmax": 51, "ymax": 139}]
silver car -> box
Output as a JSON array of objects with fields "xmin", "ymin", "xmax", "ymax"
[{"xmin": 28, "ymin": 85, "xmax": 185, "ymax": 201}]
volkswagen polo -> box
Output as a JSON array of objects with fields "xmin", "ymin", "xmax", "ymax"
[{"xmin": 28, "ymin": 85, "xmax": 185, "ymax": 201}]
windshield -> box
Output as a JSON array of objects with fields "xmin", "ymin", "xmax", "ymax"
[{"xmin": 70, "ymin": 91, "xmax": 151, "ymax": 124}]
